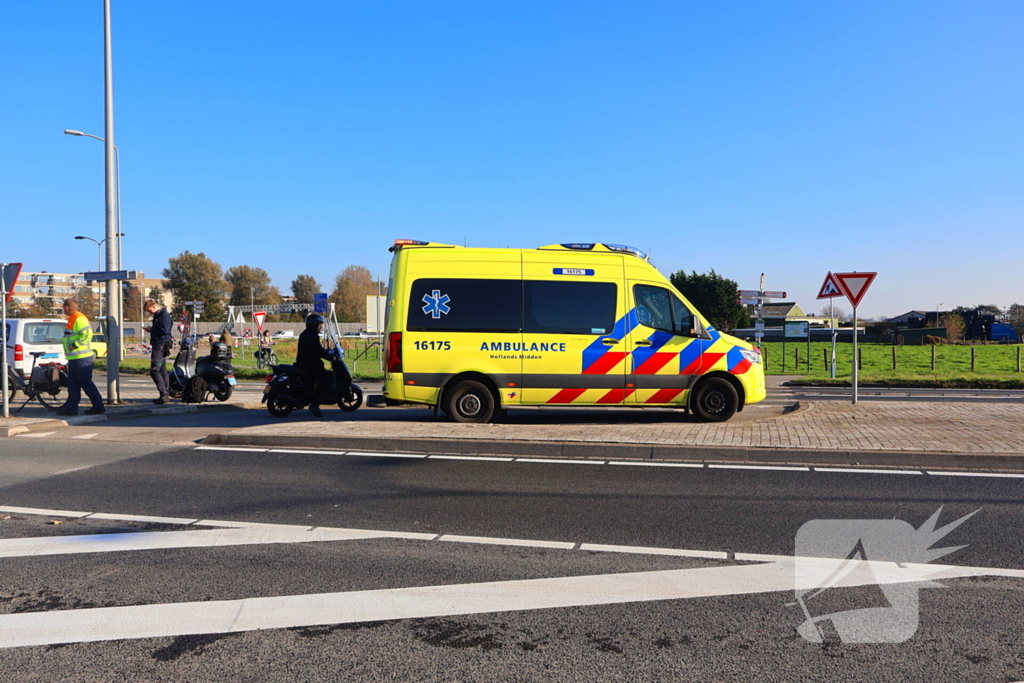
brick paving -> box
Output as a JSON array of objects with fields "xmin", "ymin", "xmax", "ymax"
[{"xmin": 225, "ymin": 401, "xmax": 1024, "ymax": 455}]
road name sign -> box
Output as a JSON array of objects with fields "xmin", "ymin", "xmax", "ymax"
[
  {"xmin": 737, "ymin": 290, "xmax": 761, "ymax": 298},
  {"xmin": 739, "ymin": 297, "xmax": 760, "ymax": 306},
  {"xmin": 834, "ymin": 272, "xmax": 877, "ymax": 308},
  {"xmin": 817, "ymin": 272, "xmax": 844, "ymax": 299},
  {"xmin": 83, "ymin": 270, "xmax": 137, "ymax": 282},
  {"xmin": 253, "ymin": 311, "xmax": 267, "ymax": 332},
  {"xmin": 762, "ymin": 290, "xmax": 787, "ymax": 299}
]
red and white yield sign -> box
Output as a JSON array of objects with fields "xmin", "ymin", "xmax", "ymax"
[
  {"xmin": 253, "ymin": 311, "xmax": 267, "ymax": 333},
  {"xmin": 833, "ymin": 272, "xmax": 877, "ymax": 308},
  {"xmin": 816, "ymin": 272, "xmax": 844, "ymax": 300}
]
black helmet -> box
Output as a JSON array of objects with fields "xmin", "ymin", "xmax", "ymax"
[{"xmin": 305, "ymin": 313, "xmax": 326, "ymax": 330}]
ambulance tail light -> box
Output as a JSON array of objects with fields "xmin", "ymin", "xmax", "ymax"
[
  {"xmin": 14, "ymin": 344, "xmax": 24, "ymax": 362},
  {"xmin": 386, "ymin": 332, "xmax": 403, "ymax": 373}
]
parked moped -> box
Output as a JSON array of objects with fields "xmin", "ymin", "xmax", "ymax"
[{"xmin": 183, "ymin": 342, "xmax": 236, "ymax": 403}]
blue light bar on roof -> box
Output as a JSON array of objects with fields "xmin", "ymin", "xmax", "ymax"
[
  {"xmin": 604, "ymin": 244, "xmax": 648, "ymax": 259},
  {"xmin": 560, "ymin": 243, "xmax": 595, "ymax": 250}
]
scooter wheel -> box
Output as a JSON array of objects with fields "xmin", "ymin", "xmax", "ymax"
[
  {"xmin": 267, "ymin": 394, "xmax": 293, "ymax": 418},
  {"xmin": 214, "ymin": 384, "xmax": 233, "ymax": 402},
  {"xmin": 168, "ymin": 384, "xmax": 183, "ymax": 399},
  {"xmin": 183, "ymin": 376, "xmax": 207, "ymax": 404},
  {"xmin": 338, "ymin": 385, "xmax": 363, "ymax": 412}
]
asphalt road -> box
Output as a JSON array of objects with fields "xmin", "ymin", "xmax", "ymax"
[{"xmin": 0, "ymin": 438, "xmax": 1022, "ymax": 682}]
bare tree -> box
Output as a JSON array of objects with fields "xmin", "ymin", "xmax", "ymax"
[
  {"xmin": 819, "ymin": 304, "xmax": 847, "ymax": 324},
  {"xmin": 942, "ymin": 312, "xmax": 966, "ymax": 343}
]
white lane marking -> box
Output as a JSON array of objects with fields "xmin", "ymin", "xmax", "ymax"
[
  {"xmin": 815, "ymin": 468, "xmax": 923, "ymax": 475},
  {"xmin": 345, "ymin": 451, "xmax": 428, "ymax": 459},
  {"xmin": 268, "ymin": 449, "xmax": 347, "ymax": 455},
  {"xmin": 515, "ymin": 458, "xmax": 604, "ymax": 465},
  {"xmin": 193, "ymin": 520, "xmax": 315, "ymax": 530},
  {"xmin": 428, "ymin": 455, "xmax": 515, "ymax": 462},
  {"xmin": 0, "ymin": 505, "xmax": 92, "ymax": 518},
  {"xmin": 608, "ymin": 461, "xmax": 705, "ymax": 468},
  {"xmin": 0, "ymin": 526, "xmax": 429, "ymax": 559},
  {"xmin": 926, "ymin": 471, "xmax": 1024, "ymax": 479},
  {"xmin": 70, "ymin": 433, "xmax": 99, "ymax": 440},
  {"xmin": 0, "ymin": 558, "xmax": 1003, "ymax": 649},
  {"xmin": 88, "ymin": 513, "xmax": 199, "ymax": 525},
  {"xmin": 580, "ymin": 543, "xmax": 728, "ymax": 560},
  {"xmin": 439, "ymin": 535, "xmax": 575, "ymax": 550},
  {"xmin": 708, "ymin": 464, "xmax": 810, "ymax": 471},
  {"xmin": 15, "ymin": 432, "xmax": 55, "ymax": 438},
  {"xmin": 194, "ymin": 446, "xmax": 269, "ymax": 453}
]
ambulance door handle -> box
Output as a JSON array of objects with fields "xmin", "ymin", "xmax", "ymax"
[
  {"xmin": 601, "ymin": 337, "xmax": 620, "ymax": 345},
  {"xmin": 634, "ymin": 339, "xmax": 653, "ymax": 347}
]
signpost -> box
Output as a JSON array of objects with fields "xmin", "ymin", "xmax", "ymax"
[
  {"xmin": 739, "ymin": 275, "xmax": 787, "ymax": 346},
  {"xmin": 313, "ymin": 293, "xmax": 328, "ymax": 315},
  {"xmin": 1, "ymin": 263, "xmax": 24, "ymax": 419},
  {"xmin": 817, "ymin": 272, "xmax": 844, "ymax": 378},
  {"xmin": 831, "ymin": 272, "xmax": 878, "ymax": 404}
]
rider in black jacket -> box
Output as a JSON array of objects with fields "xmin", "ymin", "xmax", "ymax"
[{"xmin": 295, "ymin": 314, "xmax": 333, "ymax": 417}]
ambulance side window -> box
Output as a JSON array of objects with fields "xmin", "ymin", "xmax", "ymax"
[
  {"xmin": 408, "ymin": 278, "xmax": 522, "ymax": 333},
  {"xmin": 671, "ymin": 295, "xmax": 693, "ymax": 335},
  {"xmin": 633, "ymin": 285, "xmax": 694, "ymax": 336},
  {"xmin": 524, "ymin": 281, "xmax": 616, "ymax": 335}
]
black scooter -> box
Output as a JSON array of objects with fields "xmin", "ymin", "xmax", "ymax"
[
  {"xmin": 183, "ymin": 342, "xmax": 236, "ymax": 403},
  {"xmin": 262, "ymin": 347, "xmax": 362, "ymax": 417}
]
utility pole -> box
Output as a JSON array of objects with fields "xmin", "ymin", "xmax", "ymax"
[{"xmin": 103, "ymin": 0, "xmax": 122, "ymax": 404}]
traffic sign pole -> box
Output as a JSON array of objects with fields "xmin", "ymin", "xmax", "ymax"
[{"xmin": 852, "ymin": 304, "xmax": 858, "ymax": 404}]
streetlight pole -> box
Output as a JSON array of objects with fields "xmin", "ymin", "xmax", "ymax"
[{"xmin": 74, "ymin": 236, "xmax": 105, "ymax": 318}]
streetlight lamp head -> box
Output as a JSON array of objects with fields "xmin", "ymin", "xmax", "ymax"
[
  {"xmin": 64, "ymin": 129, "xmax": 85, "ymax": 136},
  {"xmin": 74, "ymin": 235, "xmax": 88, "ymax": 240}
]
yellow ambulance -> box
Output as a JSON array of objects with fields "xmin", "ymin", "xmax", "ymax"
[{"xmin": 383, "ymin": 240, "xmax": 765, "ymax": 423}]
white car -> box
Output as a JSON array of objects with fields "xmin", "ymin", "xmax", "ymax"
[
  {"xmin": 271, "ymin": 330, "xmax": 295, "ymax": 339},
  {"xmin": 4, "ymin": 318, "xmax": 67, "ymax": 380}
]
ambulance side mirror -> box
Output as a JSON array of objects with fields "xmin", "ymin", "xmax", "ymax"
[{"xmin": 691, "ymin": 317, "xmax": 713, "ymax": 341}]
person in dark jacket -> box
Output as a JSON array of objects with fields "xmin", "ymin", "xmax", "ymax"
[
  {"xmin": 144, "ymin": 300, "xmax": 174, "ymax": 404},
  {"xmin": 295, "ymin": 314, "xmax": 333, "ymax": 418}
]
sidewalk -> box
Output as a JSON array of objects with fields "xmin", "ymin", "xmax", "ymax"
[{"xmin": 204, "ymin": 400, "xmax": 1024, "ymax": 471}]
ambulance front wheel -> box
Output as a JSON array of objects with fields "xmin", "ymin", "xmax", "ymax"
[
  {"xmin": 691, "ymin": 377, "xmax": 738, "ymax": 423},
  {"xmin": 444, "ymin": 380, "xmax": 495, "ymax": 423}
]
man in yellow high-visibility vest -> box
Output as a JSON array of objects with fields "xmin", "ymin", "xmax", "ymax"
[{"xmin": 56, "ymin": 298, "xmax": 105, "ymax": 416}]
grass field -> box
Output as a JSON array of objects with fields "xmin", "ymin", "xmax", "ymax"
[
  {"xmin": 760, "ymin": 341, "xmax": 1024, "ymax": 388},
  {"xmin": 98, "ymin": 337, "xmax": 386, "ymax": 381}
]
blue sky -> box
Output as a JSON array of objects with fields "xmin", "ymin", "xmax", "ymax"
[{"xmin": 2, "ymin": 1, "xmax": 1021, "ymax": 319}]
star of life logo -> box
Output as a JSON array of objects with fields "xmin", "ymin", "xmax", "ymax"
[
  {"xmin": 422, "ymin": 290, "xmax": 451, "ymax": 319},
  {"xmin": 790, "ymin": 507, "xmax": 977, "ymax": 643}
]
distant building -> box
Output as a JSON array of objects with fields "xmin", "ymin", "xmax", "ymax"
[{"xmin": 10, "ymin": 270, "xmax": 90, "ymax": 315}]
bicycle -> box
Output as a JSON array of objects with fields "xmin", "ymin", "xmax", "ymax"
[
  {"xmin": 4, "ymin": 348, "xmax": 68, "ymax": 411},
  {"xmin": 255, "ymin": 345, "xmax": 278, "ymax": 370}
]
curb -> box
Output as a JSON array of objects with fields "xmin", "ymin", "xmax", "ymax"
[
  {"xmin": 199, "ymin": 433, "xmax": 1024, "ymax": 471},
  {"xmin": 1, "ymin": 402, "xmax": 245, "ymax": 437}
]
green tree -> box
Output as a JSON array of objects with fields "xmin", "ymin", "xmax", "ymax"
[
  {"xmin": 149, "ymin": 287, "xmax": 166, "ymax": 308},
  {"xmin": 225, "ymin": 265, "xmax": 282, "ymax": 308},
  {"xmin": 330, "ymin": 265, "xmax": 377, "ymax": 323},
  {"xmin": 291, "ymin": 274, "xmax": 322, "ymax": 303},
  {"xmin": 5, "ymin": 298, "xmax": 34, "ymax": 318},
  {"xmin": 162, "ymin": 251, "xmax": 229, "ymax": 321},
  {"xmin": 124, "ymin": 284, "xmax": 145, "ymax": 325},
  {"xmin": 668, "ymin": 269, "xmax": 749, "ymax": 332}
]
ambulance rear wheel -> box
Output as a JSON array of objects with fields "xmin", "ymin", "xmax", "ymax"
[
  {"xmin": 445, "ymin": 380, "xmax": 495, "ymax": 423},
  {"xmin": 691, "ymin": 377, "xmax": 738, "ymax": 423}
]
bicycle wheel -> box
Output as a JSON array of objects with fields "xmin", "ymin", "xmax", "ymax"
[{"xmin": 29, "ymin": 382, "xmax": 62, "ymax": 410}]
